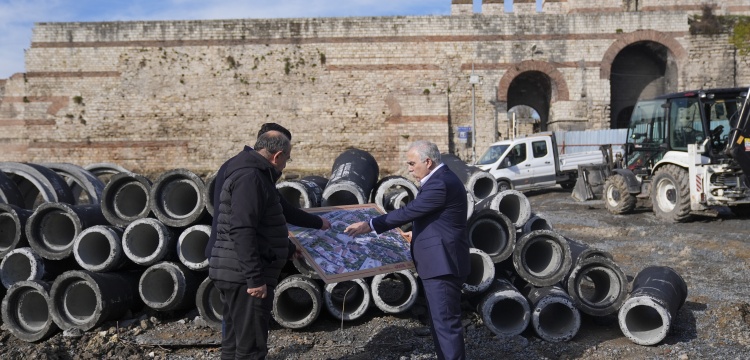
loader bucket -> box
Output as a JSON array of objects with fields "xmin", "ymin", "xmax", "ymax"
[{"xmin": 571, "ymin": 164, "xmax": 610, "ymax": 201}]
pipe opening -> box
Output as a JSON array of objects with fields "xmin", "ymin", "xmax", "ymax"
[
  {"xmin": 141, "ymin": 269, "xmax": 177, "ymax": 303},
  {"xmin": 384, "ymin": 190, "xmax": 410, "ymax": 211},
  {"xmin": 498, "ymin": 196, "xmax": 522, "ymax": 223},
  {"xmin": 489, "ymin": 298, "xmax": 527, "ymax": 330},
  {"xmin": 324, "ymin": 190, "xmax": 360, "ymax": 206},
  {"xmin": 538, "ymin": 302, "xmax": 577, "ymax": 336},
  {"xmin": 470, "ymin": 219, "xmax": 508, "ymax": 256},
  {"xmin": 624, "ymin": 304, "xmax": 665, "ymax": 340},
  {"xmin": 276, "ymin": 287, "xmax": 315, "ymax": 322},
  {"xmin": 278, "ymin": 187, "xmax": 305, "ymax": 209},
  {"xmin": 40, "ymin": 211, "xmax": 76, "ymax": 250},
  {"xmin": 180, "ymin": 230, "xmax": 208, "ymax": 264},
  {"xmin": 466, "ymin": 253, "xmax": 490, "ymax": 286},
  {"xmin": 576, "ymin": 267, "xmax": 620, "ymax": 305},
  {"xmin": 525, "ymin": 239, "xmax": 562, "ymax": 277},
  {"xmin": 125, "ymin": 223, "xmax": 160, "ymax": 257},
  {"xmin": 375, "ymin": 273, "xmax": 410, "ymax": 305},
  {"xmin": 114, "ymin": 182, "xmax": 149, "ymax": 218},
  {"xmin": 328, "ymin": 281, "xmax": 365, "ymax": 316},
  {"xmin": 472, "ymin": 177, "xmax": 496, "ymax": 200},
  {"xmin": 161, "ymin": 180, "xmax": 200, "ymax": 218},
  {"xmin": 2, "ymin": 252, "xmax": 33, "ymax": 285},
  {"xmin": 62, "ymin": 280, "xmax": 97, "ymax": 324},
  {"xmin": 77, "ymin": 231, "xmax": 111, "ymax": 266},
  {"xmin": 208, "ymin": 285, "xmax": 223, "ymax": 320},
  {"xmin": 17, "ymin": 290, "xmax": 50, "ymax": 332},
  {"xmin": 0, "ymin": 213, "xmax": 17, "ymax": 249}
]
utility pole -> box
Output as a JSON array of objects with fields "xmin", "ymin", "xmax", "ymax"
[{"xmin": 469, "ymin": 64, "xmax": 480, "ymax": 163}]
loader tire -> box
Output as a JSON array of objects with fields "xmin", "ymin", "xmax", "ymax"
[
  {"xmin": 603, "ymin": 174, "xmax": 636, "ymax": 215},
  {"xmin": 729, "ymin": 204, "xmax": 750, "ymax": 218},
  {"xmin": 651, "ymin": 165, "xmax": 692, "ymax": 223}
]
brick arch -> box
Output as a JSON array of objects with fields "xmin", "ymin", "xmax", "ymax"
[
  {"xmin": 600, "ymin": 29, "xmax": 687, "ymax": 79},
  {"xmin": 497, "ymin": 60, "xmax": 569, "ymax": 102}
]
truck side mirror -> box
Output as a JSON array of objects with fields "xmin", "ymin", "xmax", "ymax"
[{"xmin": 625, "ymin": 143, "xmax": 635, "ymax": 156}]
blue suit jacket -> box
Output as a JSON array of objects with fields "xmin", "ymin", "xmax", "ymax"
[{"xmin": 371, "ymin": 166, "xmax": 469, "ymax": 280}]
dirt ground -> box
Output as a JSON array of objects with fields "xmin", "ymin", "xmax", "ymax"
[{"xmin": 1, "ymin": 187, "xmax": 749, "ymax": 359}]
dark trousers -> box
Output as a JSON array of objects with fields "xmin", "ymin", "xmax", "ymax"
[
  {"xmin": 217, "ymin": 283, "xmax": 275, "ymax": 360},
  {"xmin": 421, "ymin": 275, "xmax": 466, "ymax": 360}
]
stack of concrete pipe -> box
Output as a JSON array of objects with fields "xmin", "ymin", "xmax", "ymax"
[{"xmin": 0, "ymin": 151, "xmax": 687, "ymax": 347}]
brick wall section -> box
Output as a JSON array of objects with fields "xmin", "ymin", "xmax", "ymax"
[{"xmin": 1, "ymin": 9, "xmax": 748, "ymax": 176}]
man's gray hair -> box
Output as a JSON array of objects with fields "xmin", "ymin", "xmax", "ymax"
[
  {"xmin": 254, "ymin": 131, "xmax": 291, "ymax": 156},
  {"xmin": 409, "ymin": 140, "xmax": 442, "ymax": 165}
]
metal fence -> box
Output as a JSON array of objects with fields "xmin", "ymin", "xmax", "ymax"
[{"xmin": 554, "ymin": 129, "xmax": 628, "ymax": 156}]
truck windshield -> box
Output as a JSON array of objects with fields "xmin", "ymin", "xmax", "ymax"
[{"xmin": 476, "ymin": 144, "xmax": 509, "ymax": 165}]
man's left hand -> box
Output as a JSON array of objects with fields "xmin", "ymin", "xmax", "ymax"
[{"xmin": 344, "ymin": 221, "xmax": 372, "ymax": 237}]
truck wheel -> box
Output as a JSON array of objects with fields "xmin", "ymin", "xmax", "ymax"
[
  {"xmin": 651, "ymin": 165, "xmax": 692, "ymax": 222},
  {"xmin": 729, "ymin": 204, "xmax": 750, "ymax": 218},
  {"xmin": 603, "ymin": 175, "xmax": 636, "ymax": 214},
  {"xmin": 498, "ymin": 180, "xmax": 511, "ymax": 192},
  {"xmin": 560, "ymin": 182, "xmax": 575, "ymax": 190}
]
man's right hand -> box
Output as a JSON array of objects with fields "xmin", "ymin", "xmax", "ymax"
[{"xmin": 247, "ymin": 284, "xmax": 267, "ymax": 299}]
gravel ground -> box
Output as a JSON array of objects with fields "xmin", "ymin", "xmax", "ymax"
[{"xmin": 1, "ymin": 187, "xmax": 749, "ymax": 359}]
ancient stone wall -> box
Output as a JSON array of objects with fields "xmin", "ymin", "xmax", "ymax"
[{"xmin": 0, "ymin": 3, "xmax": 748, "ymax": 177}]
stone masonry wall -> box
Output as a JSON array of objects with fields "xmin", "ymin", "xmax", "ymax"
[{"xmin": 0, "ymin": 7, "xmax": 748, "ymax": 177}]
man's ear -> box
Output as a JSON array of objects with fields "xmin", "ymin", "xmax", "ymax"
[{"xmin": 271, "ymin": 151, "xmax": 283, "ymax": 164}]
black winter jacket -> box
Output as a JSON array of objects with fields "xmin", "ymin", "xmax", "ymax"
[{"xmin": 208, "ymin": 148, "xmax": 294, "ymax": 288}]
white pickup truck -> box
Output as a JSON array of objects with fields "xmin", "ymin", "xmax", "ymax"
[{"xmin": 475, "ymin": 133, "xmax": 605, "ymax": 191}]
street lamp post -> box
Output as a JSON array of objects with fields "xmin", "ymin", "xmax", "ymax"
[{"xmin": 469, "ymin": 65, "xmax": 480, "ymax": 164}]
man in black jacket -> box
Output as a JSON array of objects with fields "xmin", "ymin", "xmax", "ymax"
[{"xmin": 208, "ymin": 131, "xmax": 326, "ymax": 359}]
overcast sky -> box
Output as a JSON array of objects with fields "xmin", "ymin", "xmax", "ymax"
[{"xmin": 0, "ymin": 0, "xmax": 543, "ymax": 79}]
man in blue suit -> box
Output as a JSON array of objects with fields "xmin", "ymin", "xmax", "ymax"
[{"xmin": 345, "ymin": 140, "xmax": 469, "ymax": 360}]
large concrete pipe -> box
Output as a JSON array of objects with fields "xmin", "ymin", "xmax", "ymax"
[
  {"xmin": 196, "ymin": 276, "xmax": 222, "ymax": 329},
  {"xmin": 440, "ymin": 153, "xmax": 498, "ymax": 202},
  {"xmin": 177, "ymin": 224, "xmax": 210, "ymax": 271},
  {"xmin": 525, "ymin": 285, "xmax": 581, "ymax": 342},
  {"xmin": 49, "ymin": 270, "xmax": 142, "ymax": 331},
  {"xmin": 513, "ymin": 230, "xmax": 572, "ymax": 287},
  {"xmin": 41, "ymin": 163, "xmax": 105, "ymax": 206},
  {"xmin": 101, "ymin": 172, "xmax": 153, "ymax": 227},
  {"xmin": 462, "ymin": 248, "xmax": 496, "ymax": 297},
  {"xmin": 322, "ymin": 148, "xmax": 379, "ymax": 206},
  {"xmin": 73, "ymin": 225, "xmax": 130, "ymax": 273},
  {"xmin": 122, "ymin": 218, "xmax": 177, "ymax": 266},
  {"xmin": 371, "ymin": 175, "xmax": 418, "ymax": 213},
  {"xmin": 476, "ymin": 189, "xmax": 531, "ymax": 229},
  {"xmin": 292, "ymin": 256, "xmax": 321, "ymax": 280},
  {"xmin": 521, "ymin": 213, "xmax": 553, "ymax": 235},
  {"xmin": 0, "ymin": 247, "xmax": 76, "ymax": 289},
  {"xmin": 203, "ymin": 171, "xmax": 218, "ymax": 217},
  {"xmin": 0, "ymin": 203, "xmax": 32, "ymax": 257},
  {"xmin": 1, "ymin": 280, "xmax": 59, "ymax": 342},
  {"xmin": 277, "ymin": 177, "xmax": 325, "ymax": 209},
  {"xmin": 618, "ymin": 266, "xmax": 688, "ymax": 346},
  {"xmin": 0, "ymin": 170, "xmax": 25, "ymax": 208},
  {"xmin": 467, "ymin": 209, "xmax": 516, "ymax": 263},
  {"xmin": 565, "ymin": 255, "xmax": 628, "ymax": 317},
  {"xmin": 84, "ymin": 163, "xmax": 129, "ymax": 185},
  {"xmin": 139, "ymin": 261, "xmax": 200, "ymax": 312},
  {"xmin": 26, "ymin": 203, "xmax": 108, "ymax": 260},
  {"xmin": 475, "ymin": 278, "xmax": 531, "ymax": 337},
  {"xmin": 0, "ymin": 162, "xmax": 75, "ymax": 209},
  {"xmin": 567, "ymin": 239, "xmax": 613, "ymax": 262},
  {"xmin": 149, "ymin": 168, "xmax": 208, "ymax": 227},
  {"xmin": 465, "ymin": 191, "xmax": 475, "ymax": 220},
  {"xmin": 370, "ymin": 270, "xmax": 419, "ymax": 314},
  {"xmin": 272, "ymin": 274, "xmax": 323, "ymax": 329},
  {"xmin": 324, "ymin": 278, "xmax": 371, "ymax": 321}
]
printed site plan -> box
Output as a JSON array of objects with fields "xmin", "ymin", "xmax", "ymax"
[{"xmin": 288, "ymin": 204, "xmax": 414, "ymax": 283}]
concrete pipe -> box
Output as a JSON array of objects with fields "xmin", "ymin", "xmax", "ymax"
[
  {"xmin": 521, "ymin": 213, "xmax": 553, "ymax": 235},
  {"xmin": 565, "ymin": 255, "xmax": 628, "ymax": 317},
  {"xmin": 475, "ymin": 278, "xmax": 531, "ymax": 337},
  {"xmin": 526, "ymin": 285, "xmax": 581, "ymax": 342},
  {"xmin": 513, "ymin": 230, "xmax": 572, "ymax": 287},
  {"xmin": 73, "ymin": 225, "xmax": 130, "ymax": 273},
  {"xmin": 177, "ymin": 225, "xmax": 210, "ymax": 271},
  {"xmin": 26, "ymin": 203, "xmax": 108, "ymax": 260},
  {"xmin": 462, "ymin": 248, "xmax": 496, "ymax": 297},
  {"xmin": 101, "ymin": 172, "xmax": 152, "ymax": 227},
  {"xmin": 440, "ymin": 153, "xmax": 498, "ymax": 202},
  {"xmin": 149, "ymin": 168, "xmax": 208, "ymax": 227},
  {"xmin": 0, "ymin": 247, "xmax": 77, "ymax": 289},
  {"xmin": 322, "ymin": 148, "xmax": 379, "ymax": 206},
  {"xmin": 292, "ymin": 256, "xmax": 321, "ymax": 280},
  {"xmin": 122, "ymin": 218, "xmax": 177, "ymax": 266},
  {"xmin": 41, "ymin": 163, "xmax": 105, "ymax": 206},
  {"xmin": 477, "ymin": 189, "xmax": 531, "ymax": 229},
  {"xmin": 0, "ymin": 170, "xmax": 25, "ymax": 208},
  {"xmin": 371, "ymin": 175, "xmax": 418, "ymax": 213},
  {"xmin": 1, "ymin": 280, "xmax": 59, "ymax": 342},
  {"xmin": 324, "ymin": 278, "xmax": 371, "ymax": 321},
  {"xmin": 0, "ymin": 162, "xmax": 75, "ymax": 209},
  {"xmin": 618, "ymin": 266, "xmax": 688, "ymax": 346},
  {"xmin": 203, "ymin": 171, "xmax": 218, "ymax": 217},
  {"xmin": 465, "ymin": 191, "xmax": 475, "ymax": 220},
  {"xmin": 370, "ymin": 270, "xmax": 419, "ymax": 314},
  {"xmin": 195, "ymin": 276, "xmax": 222, "ymax": 329},
  {"xmin": 467, "ymin": 209, "xmax": 516, "ymax": 263},
  {"xmin": 83, "ymin": 163, "xmax": 129, "ymax": 186},
  {"xmin": 139, "ymin": 261, "xmax": 200, "ymax": 312},
  {"xmin": 277, "ymin": 178, "xmax": 324, "ymax": 209},
  {"xmin": 272, "ymin": 274, "xmax": 323, "ymax": 329},
  {"xmin": 0, "ymin": 203, "xmax": 33, "ymax": 257},
  {"xmin": 567, "ymin": 238, "xmax": 613, "ymax": 262},
  {"xmin": 49, "ymin": 270, "xmax": 142, "ymax": 331}
]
